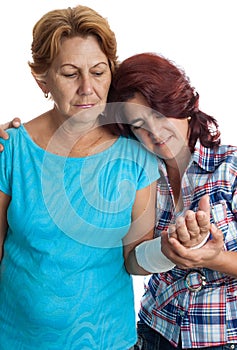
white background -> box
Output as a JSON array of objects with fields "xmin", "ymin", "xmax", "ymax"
[{"xmin": 1, "ymin": 0, "xmax": 236, "ymax": 314}]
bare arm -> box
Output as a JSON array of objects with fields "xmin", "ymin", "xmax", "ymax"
[
  {"xmin": 0, "ymin": 118, "xmax": 21, "ymax": 151},
  {"xmin": 0, "ymin": 191, "xmax": 11, "ymax": 261},
  {"xmin": 123, "ymin": 181, "xmax": 157, "ymax": 275}
]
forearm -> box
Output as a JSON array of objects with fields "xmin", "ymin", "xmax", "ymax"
[
  {"xmin": 125, "ymin": 248, "xmax": 151, "ymax": 275},
  {"xmin": 201, "ymin": 250, "xmax": 237, "ymax": 278}
]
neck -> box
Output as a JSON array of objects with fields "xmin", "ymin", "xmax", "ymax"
[
  {"xmin": 166, "ymin": 145, "xmax": 191, "ymax": 175},
  {"xmin": 165, "ymin": 146, "xmax": 191, "ymax": 210}
]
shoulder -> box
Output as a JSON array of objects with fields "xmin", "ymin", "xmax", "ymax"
[
  {"xmin": 216, "ymin": 143, "xmax": 237, "ymax": 153},
  {"xmin": 119, "ymin": 136, "xmax": 158, "ymax": 169},
  {"xmin": 119, "ymin": 135, "xmax": 157, "ymax": 157},
  {"xmin": 114, "ymin": 136, "xmax": 159, "ymax": 182},
  {"xmin": 194, "ymin": 142, "xmax": 237, "ymax": 171},
  {"xmin": 215, "ymin": 144, "xmax": 237, "ymax": 164},
  {"xmin": 1, "ymin": 126, "xmax": 21, "ymax": 147},
  {"xmin": 211, "ymin": 145, "xmax": 237, "ymax": 181},
  {"xmin": 0, "ymin": 126, "xmax": 30, "ymax": 161}
]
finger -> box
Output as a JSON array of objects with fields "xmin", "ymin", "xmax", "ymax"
[
  {"xmin": 162, "ymin": 231, "xmax": 186, "ymax": 260},
  {"xmin": 11, "ymin": 118, "xmax": 21, "ymax": 128},
  {"xmin": 167, "ymin": 224, "xmax": 178, "ymax": 240},
  {"xmin": 0, "ymin": 124, "xmax": 10, "ymax": 152},
  {"xmin": 198, "ymin": 194, "xmax": 210, "ymax": 216},
  {"xmin": 160, "ymin": 230, "xmax": 169, "ymax": 244},
  {"xmin": 0, "ymin": 124, "xmax": 10, "ymax": 140},
  {"xmin": 173, "ymin": 216, "xmax": 191, "ymax": 243},
  {"xmin": 184, "ymin": 210, "xmax": 200, "ymax": 239},
  {"xmin": 168, "ymin": 236, "xmax": 205, "ymax": 268},
  {"xmin": 209, "ymin": 224, "xmax": 224, "ymax": 246},
  {"xmin": 168, "ymin": 236, "xmax": 191, "ymax": 258},
  {"xmin": 0, "ymin": 118, "xmax": 21, "ymax": 150},
  {"xmin": 161, "ymin": 230, "xmax": 182, "ymax": 254},
  {"xmin": 196, "ymin": 210, "xmax": 210, "ymax": 236}
]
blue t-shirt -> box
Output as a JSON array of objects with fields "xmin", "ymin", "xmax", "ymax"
[{"xmin": 0, "ymin": 125, "xmax": 159, "ymax": 350}]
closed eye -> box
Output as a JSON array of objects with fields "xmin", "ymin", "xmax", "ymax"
[
  {"xmin": 63, "ymin": 73, "xmax": 77, "ymax": 78},
  {"xmin": 129, "ymin": 118, "xmax": 145, "ymax": 130},
  {"xmin": 132, "ymin": 125, "xmax": 142, "ymax": 130}
]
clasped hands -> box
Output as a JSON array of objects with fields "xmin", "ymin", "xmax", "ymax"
[{"xmin": 162, "ymin": 194, "xmax": 224, "ymax": 269}]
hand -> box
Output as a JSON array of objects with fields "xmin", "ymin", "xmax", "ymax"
[
  {"xmin": 168, "ymin": 194, "xmax": 211, "ymax": 249},
  {"xmin": 0, "ymin": 118, "xmax": 21, "ymax": 151},
  {"xmin": 161, "ymin": 223, "xmax": 224, "ymax": 270}
]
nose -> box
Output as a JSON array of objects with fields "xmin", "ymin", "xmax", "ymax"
[
  {"xmin": 78, "ymin": 75, "xmax": 93, "ymax": 96},
  {"xmin": 146, "ymin": 119, "xmax": 160, "ymax": 139}
]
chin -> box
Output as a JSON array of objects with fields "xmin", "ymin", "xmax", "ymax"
[{"xmin": 156, "ymin": 150, "xmax": 175, "ymax": 160}]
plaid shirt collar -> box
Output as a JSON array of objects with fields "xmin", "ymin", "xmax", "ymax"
[{"xmin": 158, "ymin": 140, "xmax": 216, "ymax": 176}]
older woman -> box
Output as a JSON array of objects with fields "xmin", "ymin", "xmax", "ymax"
[{"xmin": 0, "ymin": 6, "xmax": 162, "ymax": 350}]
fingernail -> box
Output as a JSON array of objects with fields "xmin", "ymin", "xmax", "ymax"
[{"xmin": 186, "ymin": 211, "xmax": 195, "ymax": 220}]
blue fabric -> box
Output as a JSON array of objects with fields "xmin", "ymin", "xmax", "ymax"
[{"xmin": 0, "ymin": 125, "xmax": 159, "ymax": 350}]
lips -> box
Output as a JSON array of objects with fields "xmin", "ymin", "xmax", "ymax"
[
  {"xmin": 153, "ymin": 135, "xmax": 171, "ymax": 146},
  {"xmin": 75, "ymin": 104, "xmax": 95, "ymax": 109}
]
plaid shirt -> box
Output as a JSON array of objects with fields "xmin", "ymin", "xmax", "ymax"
[{"xmin": 139, "ymin": 141, "xmax": 237, "ymax": 348}]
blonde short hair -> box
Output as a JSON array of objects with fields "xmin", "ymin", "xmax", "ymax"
[{"xmin": 28, "ymin": 5, "xmax": 118, "ymax": 77}]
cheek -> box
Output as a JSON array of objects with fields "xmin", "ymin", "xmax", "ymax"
[
  {"xmin": 172, "ymin": 121, "xmax": 189, "ymax": 142},
  {"xmin": 101, "ymin": 81, "xmax": 111, "ymax": 100},
  {"xmin": 134, "ymin": 131, "xmax": 152, "ymax": 148},
  {"xmin": 132, "ymin": 129, "xmax": 143, "ymax": 141},
  {"xmin": 48, "ymin": 75, "xmax": 74, "ymax": 98},
  {"xmin": 51, "ymin": 84, "xmax": 72, "ymax": 103},
  {"xmin": 96, "ymin": 74, "xmax": 111, "ymax": 98},
  {"xmin": 177, "ymin": 128, "xmax": 189, "ymax": 147}
]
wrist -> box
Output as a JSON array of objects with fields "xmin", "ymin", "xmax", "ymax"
[
  {"xmin": 135, "ymin": 237, "xmax": 175, "ymax": 273},
  {"xmin": 189, "ymin": 232, "xmax": 210, "ymax": 250}
]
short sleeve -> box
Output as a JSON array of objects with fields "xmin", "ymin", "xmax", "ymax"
[
  {"xmin": 136, "ymin": 143, "xmax": 160, "ymax": 190},
  {"xmin": 138, "ymin": 153, "xmax": 160, "ymax": 190}
]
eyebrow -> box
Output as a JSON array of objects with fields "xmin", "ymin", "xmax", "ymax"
[{"xmin": 61, "ymin": 62, "xmax": 108, "ymax": 69}]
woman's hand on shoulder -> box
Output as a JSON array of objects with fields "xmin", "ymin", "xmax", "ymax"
[{"xmin": 0, "ymin": 118, "xmax": 21, "ymax": 151}]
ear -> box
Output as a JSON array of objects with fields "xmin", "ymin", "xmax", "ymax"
[{"xmin": 34, "ymin": 75, "xmax": 48, "ymax": 95}]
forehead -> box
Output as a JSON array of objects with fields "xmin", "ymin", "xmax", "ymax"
[
  {"xmin": 124, "ymin": 92, "xmax": 168, "ymax": 123},
  {"xmin": 53, "ymin": 35, "xmax": 108, "ymax": 67},
  {"xmin": 124, "ymin": 93, "xmax": 151, "ymax": 118},
  {"xmin": 124, "ymin": 102, "xmax": 151, "ymax": 119}
]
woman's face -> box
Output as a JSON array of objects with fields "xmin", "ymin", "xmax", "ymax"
[
  {"xmin": 124, "ymin": 93, "xmax": 190, "ymax": 160},
  {"xmin": 42, "ymin": 35, "xmax": 112, "ymax": 123}
]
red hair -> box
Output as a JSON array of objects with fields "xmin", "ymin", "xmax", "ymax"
[{"xmin": 108, "ymin": 53, "xmax": 220, "ymax": 152}]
